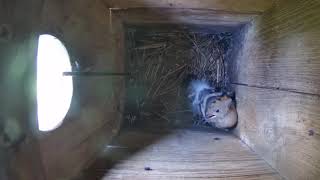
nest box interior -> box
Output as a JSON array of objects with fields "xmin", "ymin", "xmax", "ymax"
[{"xmin": 2, "ymin": 1, "xmax": 320, "ymax": 180}]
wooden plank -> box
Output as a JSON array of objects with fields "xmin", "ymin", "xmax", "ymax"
[
  {"xmin": 232, "ymin": 1, "xmax": 320, "ymax": 179},
  {"xmin": 232, "ymin": 0, "xmax": 320, "ymax": 95},
  {"xmin": 111, "ymin": 8, "xmax": 258, "ymax": 27},
  {"xmin": 0, "ymin": 0, "xmax": 46, "ymax": 179},
  {"xmin": 79, "ymin": 129, "xmax": 281, "ymax": 179},
  {"xmin": 41, "ymin": 124, "xmax": 121, "ymax": 180},
  {"xmin": 38, "ymin": 0, "xmax": 125, "ymax": 179},
  {"xmin": 38, "ymin": 96, "xmax": 121, "ymax": 180},
  {"xmin": 103, "ymin": 0, "xmax": 275, "ymax": 13},
  {"xmin": 234, "ymin": 85, "xmax": 320, "ymax": 180}
]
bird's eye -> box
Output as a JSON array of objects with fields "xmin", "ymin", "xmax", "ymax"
[{"xmin": 216, "ymin": 109, "xmax": 220, "ymax": 113}]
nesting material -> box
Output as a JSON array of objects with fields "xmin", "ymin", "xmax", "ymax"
[{"xmin": 124, "ymin": 26, "xmax": 234, "ymax": 127}]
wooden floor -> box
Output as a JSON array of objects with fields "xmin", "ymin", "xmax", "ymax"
[{"xmin": 78, "ymin": 128, "xmax": 282, "ymax": 180}]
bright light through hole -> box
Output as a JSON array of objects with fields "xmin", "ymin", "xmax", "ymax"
[{"xmin": 37, "ymin": 34, "xmax": 73, "ymax": 132}]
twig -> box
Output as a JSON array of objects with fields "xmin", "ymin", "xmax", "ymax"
[
  {"xmin": 166, "ymin": 110, "xmax": 193, "ymax": 114},
  {"xmin": 160, "ymin": 64, "xmax": 187, "ymax": 80},
  {"xmin": 152, "ymin": 112, "xmax": 171, "ymax": 122}
]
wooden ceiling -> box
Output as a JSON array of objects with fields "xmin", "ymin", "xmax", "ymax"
[{"xmin": 101, "ymin": 0, "xmax": 275, "ymax": 13}]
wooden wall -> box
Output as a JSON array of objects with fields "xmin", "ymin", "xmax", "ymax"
[
  {"xmin": 0, "ymin": 0, "xmax": 45, "ymax": 179},
  {"xmin": 2, "ymin": 0, "xmax": 299, "ymax": 179},
  {"xmin": 233, "ymin": 0, "xmax": 320, "ymax": 179},
  {"xmin": 103, "ymin": 0, "xmax": 274, "ymax": 13},
  {"xmin": 38, "ymin": 0, "xmax": 320, "ymax": 179},
  {"xmin": 36, "ymin": 0, "xmax": 276, "ymax": 179},
  {"xmin": 111, "ymin": 8, "xmax": 258, "ymax": 27},
  {"xmin": 38, "ymin": 0, "xmax": 123, "ymax": 179}
]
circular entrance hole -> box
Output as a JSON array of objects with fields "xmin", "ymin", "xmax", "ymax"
[{"xmin": 36, "ymin": 34, "xmax": 73, "ymax": 132}]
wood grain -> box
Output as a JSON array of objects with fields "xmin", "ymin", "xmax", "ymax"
[
  {"xmin": 232, "ymin": 0, "xmax": 320, "ymax": 95},
  {"xmin": 103, "ymin": 0, "xmax": 275, "ymax": 13},
  {"xmin": 38, "ymin": 0, "xmax": 123, "ymax": 179},
  {"xmin": 232, "ymin": 1, "xmax": 320, "ymax": 179},
  {"xmin": 0, "ymin": 0, "xmax": 46, "ymax": 179},
  {"xmin": 111, "ymin": 8, "xmax": 258, "ymax": 27},
  {"xmin": 80, "ymin": 129, "xmax": 281, "ymax": 180},
  {"xmin": 234, "ymin": 85, "xmax": 320, "ymax": 180}
]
